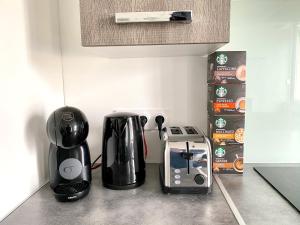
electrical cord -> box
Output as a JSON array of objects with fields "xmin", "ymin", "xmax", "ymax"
[
  {"xmin": 91, "ymin": 154, "xmax": 102, "ymax": 170},
  {"xmin": 91, "ymin": 163, "xmax": 101, "ymax": 170}
]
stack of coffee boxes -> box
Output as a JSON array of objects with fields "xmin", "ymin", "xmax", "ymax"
[{"xmin": 207, "ymin": 51, "xmax": 246, "ymax": 174}]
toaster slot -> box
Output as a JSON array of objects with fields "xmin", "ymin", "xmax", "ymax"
[
  {"xmin": 184, "ymin": 126, "xmax": 198, "ymax": 135},
  {"xmin": 170, "ymin": 127, "xmax": 183, "ymax": 135}
]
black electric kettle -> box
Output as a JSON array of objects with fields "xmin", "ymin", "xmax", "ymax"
[{"xmin": 102, "ymin": 112, "xmax": 147, "ymax": 189}]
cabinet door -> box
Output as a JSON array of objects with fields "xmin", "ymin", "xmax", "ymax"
[{"xmin": 80, "ymin": 0, "xmax": 230, "ymax": 46}]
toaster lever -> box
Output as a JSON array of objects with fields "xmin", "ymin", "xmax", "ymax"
[
  {"xmin": 185, "ymin": 141, "xmax": 192, "ymax": 174},
  {"xmin": 181, "ymin": 152, "xmax": 193, "ymax": 160}
]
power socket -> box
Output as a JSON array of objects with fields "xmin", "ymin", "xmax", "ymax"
[{"xmin": 112, "ymin": 108, "xmax": 169, "ymax": 130}]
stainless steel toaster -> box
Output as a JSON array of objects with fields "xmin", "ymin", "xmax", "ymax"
[{"xmin": 159, "ymin": 126, "xmax": 212, "ymax": 194}]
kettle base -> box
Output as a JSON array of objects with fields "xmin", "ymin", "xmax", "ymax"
[{"xmin": 103, "ymin": 181, "xmax": 145, "ymax": 190}]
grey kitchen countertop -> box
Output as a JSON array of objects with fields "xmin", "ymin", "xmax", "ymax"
[
  {"xmin": 1, "ymin": 164, "xmax": 237, "ymax": 225},
  {"xmin": 219, "ymin": 164, "xmax": 300, "ymax": 225},
  {"xmin": 3, "ymin": 164, "xmax": 299, "ymax": 225}
]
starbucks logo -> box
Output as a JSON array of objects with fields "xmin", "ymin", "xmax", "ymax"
[
  {"xmin": 216, "ymin": 86, "xmax": 227, "ymax": 97},
  {"xmin": 215, "ymin": 118, "xmax": 226, "ymax": 128},
  {"xmin": 215, "ymin": 147, "xmax": 226, "ymax": 157},
  {"xmin": 216, "ymin": 54, "xmax": 228, "ymax": 65}
]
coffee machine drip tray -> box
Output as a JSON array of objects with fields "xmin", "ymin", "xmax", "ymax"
[{"xmin": 254, "ymin": 167, "xmax": 300, "ymax": 212}]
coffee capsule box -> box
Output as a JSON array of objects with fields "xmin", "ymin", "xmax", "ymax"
[
  {"xmin": 208, "ymin": 115, "xmax": 245, "ymax": 145},
  {"xmin": 208, "ymin": 84, "xmax": 246, "ymax": 114},
  {"xmin": 207, "ymin": 51, "xmax": 246, "ymax": 84},
  {"xmin": 213, "ymin": 144, "xmax": 244, "ymax": 174}
]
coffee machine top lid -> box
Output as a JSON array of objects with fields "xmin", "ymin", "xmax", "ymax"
[{"xmin": 46, "ymin": 106, "xmax": 89, "ymax": 148}]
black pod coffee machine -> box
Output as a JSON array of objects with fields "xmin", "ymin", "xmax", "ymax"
[
  {"xmin": 46, "ymin": 106, "xmax": 91, "ymax": 201},
  {"xmin": 102, "ymin": 112, "xmax": 147, "ymax": 189}
]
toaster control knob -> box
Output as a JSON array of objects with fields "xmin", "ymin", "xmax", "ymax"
[{"xmin": 194, "ymin": 174, "xmax": 205, "ymax": 185}]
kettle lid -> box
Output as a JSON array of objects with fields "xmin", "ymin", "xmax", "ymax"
[{"xmin": 105, "ymin": 112, "xmax": 139, "ymax": 118}]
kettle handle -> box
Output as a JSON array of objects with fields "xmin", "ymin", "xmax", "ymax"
[{"xmin": 142, "ymin": 130, "xmax": 148, "ymax": 158}]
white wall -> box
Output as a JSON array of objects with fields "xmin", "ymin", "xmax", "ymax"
[
  {"xmin": 221, "ymin": 0, "xmax": 300, "ymax": 163},
  {"xmin": 62, "ymin": 56, "xmax": 207, "ymax": 163},
  {"xmin": 59, "ymin": 0, "xmax": 300, "ymax": 163},
  {"xmin": 0, "ymin": 0, "xmax": 63, "ymax": 221}
]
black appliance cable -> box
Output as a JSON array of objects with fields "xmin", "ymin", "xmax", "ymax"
[{"xmin": 91, "ymin": 154, "xmax": 102, "ymax": 170}]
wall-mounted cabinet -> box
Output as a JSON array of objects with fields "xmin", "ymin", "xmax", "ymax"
[{"xmin": 79, "ymin": 0, "xmax": 230, "ymax": 57}]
